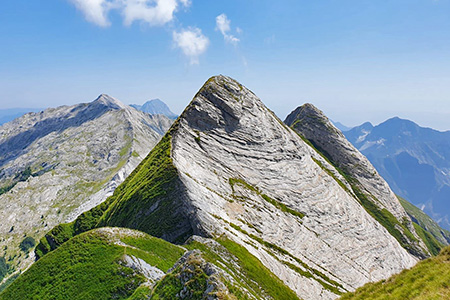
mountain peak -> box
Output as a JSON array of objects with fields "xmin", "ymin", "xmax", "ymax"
[
  {"xmin": 285, "ymin": 103, "xmax": 337, "ymax": 134},
  {"xmin": 181, "ymin": 75, "xmax": 265, "ymax": 133},
  {"xmin": 92, "ymin": 94, "xmax": 127, "ymax": 110},
  {"xmin": 131, "ymin": 98, "xmax": 177, "ymax": 119},
  {"xmin": 197, "ymin": 75, "xmax": 248, "ymax": 102}
]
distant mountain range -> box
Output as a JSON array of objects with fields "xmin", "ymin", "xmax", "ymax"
[
  {"xmin": 131, "ymin": 99, "xmax": 178, "ymax": 119},
  {"xmin": 342, "ymin": 118, "xmax": 450, "ymax": 230}
]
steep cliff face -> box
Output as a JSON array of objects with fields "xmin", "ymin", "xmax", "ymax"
[
  {"xmin": 284, "ymin": 104, "xmax": 428, "ymax": 258},
  {"xmin": 42, "ymin": 76, "xmax": 418, "ymax": 299},
  {"xmin": 169, "ymin": 76, "xmax": 417, "ymax": 299},
  {"xmin": 0, "ymin": 95, "xmax": 171, "ymax": 285}
]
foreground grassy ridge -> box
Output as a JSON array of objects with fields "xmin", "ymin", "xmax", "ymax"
[
  {"xmin": 0, "ymin": 229, "xmax": 185, "ymax": 300},
  {"xmin": 9, "ymin": 228, "xmax": 301, "ymax": 299},
  {"xmin": 36, "ymin": 127, "xmax": 192, "ymax": 258},
  {"xmin": 340, "ymin": 246, "xmax": 450, "ymax": 300}
]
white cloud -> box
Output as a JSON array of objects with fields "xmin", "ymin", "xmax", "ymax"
[
  {"xmin": 69, "ymin": 0, "xmax": 114, "ymax": 27},
  {"xmin": 69, "ymin": 0, "xmax": 191, "ymax": 27},
  {"xmin": 215, "ymin": 13, "xmax": 240, "ymax": 45},
  {"xmin": 173, "ymin": 27, "xmax": 209, "ymax": 64}
]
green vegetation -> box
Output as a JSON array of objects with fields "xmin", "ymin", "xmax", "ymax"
[
  {"xmin": 0, "ymin": 273, "xmax": 19, "ymax": 294},
  {"xmin": 216, "ymin": 215, "xmax": 343, "ymax": 295},
  {"xmin": 0, "ymin": 166, "xmax": 37, "ymax": 196},
  {"xmin": 413, "ymin": 223, "xmax": 442, "ymax": 256},
  {"xmin": 0, "ymin": 229, "xmax": 185, "ymax": 300},
  {"xmin": 349, "ymin": 183, "xmax": 422, "ymax": 257},
  {"xmin": 186, "ymin": 237, "xmax": 300, "ymax": 300},
  {"xmin": 151, "ymin": 254, "xmax": 209, "ymax": 299},
  {"xmin": 120, "ymin": 235, "xmax": 184, "ymax": 272},
  {"xmin": 0, "ymin": 257, "xmax": 7, "ymax": 282},
  {"xmin": 229, "ymin": 177, "xmax": 305, "ymax": 219},
  {"xmin": 19, "ymin": 237, "xmax": 36, "ymax": 253},
  {"xmin": 340, "ymin": 246, "xmax": 450, "ymax": 300},
  {"xmin": 36, "ymin": 127, "xmax": 192, "ymax": 258},
  {"xmin": 398, "ymin": 195, "xmax": 450, "ymax": 255}
]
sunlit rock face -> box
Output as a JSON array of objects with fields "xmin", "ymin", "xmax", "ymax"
[
  {"xmin": 168, "ymin": 75, "xmax": 417, "ymax": 299},
  {"xmin": 0, "ymin": 94, "xmax": 171, "ymax": 282}
]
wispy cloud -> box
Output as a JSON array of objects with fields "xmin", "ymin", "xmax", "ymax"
[
  {"xmin": 70, "ymin": 0, "xmax": 114, "ymax": 27},
  {"xmin": 69, "ymin": 0, "xmax": 191, "ymax": 27},
  {"xmin": 172, "ymin": 27, "xmax": 209, "ymax": 64},
  {"xmin": 215, "ymin": 13, "xmax": 240, "ymax": 45}
]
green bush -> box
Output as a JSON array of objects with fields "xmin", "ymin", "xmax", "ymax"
[
  {"xmin": 0, "ymin": 257, "xmax": 8, "ymax": 281},
  {"xmin": 19, "ymin": 237, "xmax": 36, "ymax": 253}
]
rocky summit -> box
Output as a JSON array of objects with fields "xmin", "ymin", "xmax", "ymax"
[
  {"xmin": 0, "ymin": 95, "xmax": 172, "ymax": 285},
  {"xmin": 34, "ymin": 76, "xmax": 421, "ymax": 300}
]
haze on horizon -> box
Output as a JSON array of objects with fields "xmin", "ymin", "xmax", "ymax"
[{"xmin": 1, "ymin": 0, "xmax": 449, "ymax": 131}]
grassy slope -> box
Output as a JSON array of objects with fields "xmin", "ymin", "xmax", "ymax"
[
  {"xmin": 36, "ymin": 126, "xmax": 192, "ymax": 259},
  {"xmin": 340, "ymin": 246, "xmax": 450, "ymax": 300},
  {"xmin": 398, "ymin": 195, "xmax": 450, "ymax": 255},
  {"xmin": 0, "ymin": 228, "xmax": 185, "ymax": 300},
  {"xmin": 4, "ymin": 227, "xmax": 299, "ymax": 300}
]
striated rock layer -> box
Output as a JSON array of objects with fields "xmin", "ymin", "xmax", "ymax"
[
  {"xmin": 0, "ymin": 95, "xmax": 171, "ymax": 283},
  {"xmin": 169, "ymin": 75, "xmax": 417, "ymax": 299},
  {"xmin": 284, "ymin": 104, "xmax": 428, "ymax": 258}
]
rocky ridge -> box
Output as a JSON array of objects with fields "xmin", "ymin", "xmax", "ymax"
[
  {"xmin": 284, "ymin": 104, "xmax": 428, "ymax": 258},
  {"xmin": 0, "ymin": 95, "xmax": 172, "ymax": 285}
]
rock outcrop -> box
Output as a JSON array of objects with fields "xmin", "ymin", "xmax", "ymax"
[
  {"xmin": 46, "ymin": 76, "xmax": 419, "ymax": 299},
  {"xmin": 0, "ymin": 95, "xmax": 171, "ymax": 284},
  {"xmin": 285, "ymin": 104, "xmax": 428, "ymax": 258}
]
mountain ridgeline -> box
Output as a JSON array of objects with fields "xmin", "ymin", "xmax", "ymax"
[
  {"xmin": 344, "ymin": 118, "xmax": 450, "ymax": 231},
  {"xmin": 284, "ymin": 104, "xmax": 429, "ymax": 258},
  {"xmin": 0, "ymin": 95, "xmax": 172, "ymax": 287},
  {"xmin": 16, "ymin": 75, "xmax": 438, "ymax": 300}
]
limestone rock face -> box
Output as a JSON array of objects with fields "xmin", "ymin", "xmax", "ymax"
[
  {"xmin": 0, "ymin": 95, "xmax": 171, "ymax": 282},
  {"xmin": 170, "ymin": 76, "xmax": 417, "ymax": 299},
  {"xmin": 284, "ymin": 104, "xmax": 428, "ymax": 258}
]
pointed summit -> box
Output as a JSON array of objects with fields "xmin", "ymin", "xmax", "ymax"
[
  {"xmin": 131, "ymin": 98, "xmax": 177, "ymax": 119},
  {"xmin": 92, "ymin": 94, "xmax": 127, "ymax": 110}
]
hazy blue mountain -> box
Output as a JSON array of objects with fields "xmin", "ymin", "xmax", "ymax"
[
  {"xmin": 0, "ymin": 108, "xmax": 43, "ymax": 125},
  {"xmin": 344, "ymin": 117, "xmax": 450, "ymax": 230},
  {"xmin": 331, "ymin": 120, "xmax": 352, "ymax": 132},
  {"xmin": 131, "ymin": 99, "xmax": 177, "ymax": 119}
]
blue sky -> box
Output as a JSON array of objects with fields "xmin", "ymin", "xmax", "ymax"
[{"xmin": 1, "ymin": 0, "xmax": 449, "ymax": 130}]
